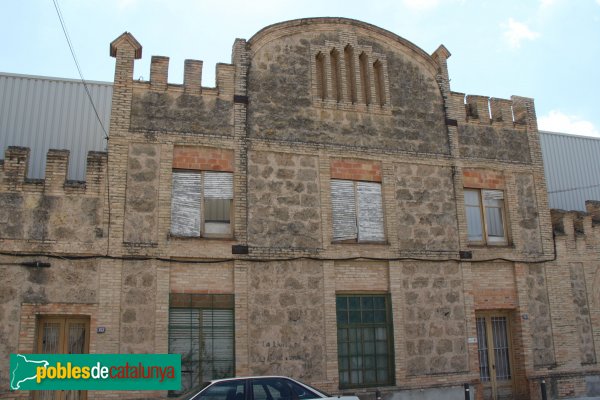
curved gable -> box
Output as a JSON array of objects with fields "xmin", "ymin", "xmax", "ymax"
[
  {"xmin": 246, "ymin": 18, "xmax": 449, "ymax": 155},
  {"xmin": 249, "ymin": 18, "xmax": 440, "ymax": 77}
]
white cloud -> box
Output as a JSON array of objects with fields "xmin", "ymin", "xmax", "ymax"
[
  {"xmin": 539, "ymin": 0, "xmax": 558, "ymax": 8},
  {"xmin": 538, "ymin": 110, "xmax": 600, "ymax": 137},
  {"xmin": 401, "ymin": 0, "xmax": 465, "ymax": 11},
  {"xmin": 402, "ymin": 0, "xmax": 440, "ymax": 10},
  {"xmin": 502, "ymin": 18, "xmax": 540, "ymax": 48},
  {"xmin": 116, "ymin": 0, "xmax": 138, "ymax": 10}
]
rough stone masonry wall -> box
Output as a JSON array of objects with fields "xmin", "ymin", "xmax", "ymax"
[
  {"xmin": 457, "ymin": 124, "xmax": 531, "ymax": 163},
  {"xmin": 0, "ymin": 258, "xmax": 99, "ymax": 393},
  {"xmin": 402, "ymin": 262, "xmax": 468, "ymax": 375},
  {"xmin": 120, "ymin": 260, "xmax": 157, "ymax": 353},
  {"xmin": 247, "ymin": 150, "xmax": 321, "ymax": 248},
  {"xmin": 515, "ymin": 173, "xmax": 543, "ymax": 254},
  {"xmin": 247, "ymin": 260, "xmax": 326, "ymax": 380},
  {"xmin": 533, "ymin": 208, "xmax": 600, "ymax": 400},
  {"xmin": 0, "ymin": 147, "xmax": 107, "ymax": 252},
  {"xmin": 527, "ymin": 264, "xmax": 555, "ymax": 368},
  {"xmin": 130, "ymin": 90, "xmax": 233, "ymax": 134},
  {"xmin": 247, "ymin": 29, "xmax": 449, "ymax": 155},
  {"xmin": 123, "ymin": 143, "xmax": 161, "ymax": 244},
  {"xmin": 0, "ymin": 192, "xmax": 101, "ymax": 242},
  {"xmin": 569, "ymin": 263, "xmax": 596, "ymax": 364},
  {"xmin": 394, "ymin": 163, "xmax": 459, "ymax": 251},
  {"xmin": 129, "ymin": 54, "xmax": 234, "ymax": 135}
]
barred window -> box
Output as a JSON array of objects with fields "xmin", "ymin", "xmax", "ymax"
[
  {"xmin": 336, "ymin": 295, "xmax": 394, "ymax": 388},
  {"xmin": 168, "ymin": 294, "xmax": 235, "ymax": 396}
]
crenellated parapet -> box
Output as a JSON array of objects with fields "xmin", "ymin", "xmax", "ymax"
[
  {"xmin": 108, "ymin": 32, "xmax": 236, "ymax": 137},
  {"xmin": 0, "ymin": 146, "xmax": 107, "ymax": 195},
  {"xmin": 447, "ymin": 92, "xmax": 531, "ymax": 128},
  {"xmin": 144, "ymin": 54, "xmax": 235, "ymax": 97},
  {"xmin": 448, "ymin": 92, "xmax": 538, "ymax": 164},
  {"xmin": 0, "ymin": 147, "xmax": 108, "ymax": 251},
  {"xmin": 550, "ymin": 201, "xmax": 600, "ymax": 249}
]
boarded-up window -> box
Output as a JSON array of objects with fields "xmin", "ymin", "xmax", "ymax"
[
  {"xmin": 464, "ymin": 188, "xmax": 507, "ymax": 245},
  {"xmin": 171, "ymin": 172, "xmax": 202, "ymax": 237},
  {"xmin": 331, "ymin": 179, "xmax": 385, "ymax": 242},
  {"xmin": 171, "ymin": 171, "xmax": 233, "ymax": 237},
  {"xmin": 169, "ymin": 294, "xmax": 234, "ymax": 396}
]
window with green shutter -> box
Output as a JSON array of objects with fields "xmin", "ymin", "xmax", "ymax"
[
  {"xmin": 336, "ymin": 294, "xmax": 394, "ymax": 388},
  {"xmin": 168, "ymin": 294, "xmax": 235, "ymax": 396}
]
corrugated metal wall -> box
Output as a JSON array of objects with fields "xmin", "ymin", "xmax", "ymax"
[
  {"xmin": 540, "ymin": 131, "xmax": 600, "ymax": 211},
  {"xmin": 0, "ymin": 72, "xmax": 111, "ymax": 181}
]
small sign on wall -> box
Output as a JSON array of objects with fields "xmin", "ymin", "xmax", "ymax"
[
  {"xmin": 96, "ymin": 327, "xmax": 106, "ymax": 334},
  {"xmin": 467, "ymin": 337, "xmax": 477, "ymax": 344}
]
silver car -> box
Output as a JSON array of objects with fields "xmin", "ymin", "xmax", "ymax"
[{"xmin": 176, "ymin": 376, "xmax": 360, "ymax": 400}]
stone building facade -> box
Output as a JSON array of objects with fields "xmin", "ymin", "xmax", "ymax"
[{"xmin": 1, "ymin": 18, "xmax": 599, "ymax": 400}]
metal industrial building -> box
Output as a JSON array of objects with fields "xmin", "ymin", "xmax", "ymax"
[
  {"xmin": 0, "ymin": 72, "xmax": 111, "ymax": 181},
  {"xmin": 540, "ymin": 130, "xmax": 600, "ymax": 211}
]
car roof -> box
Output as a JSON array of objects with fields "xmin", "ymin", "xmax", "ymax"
[{"xmin": 208, "ymin": 376, "xmax": 302, "ymax": 384}]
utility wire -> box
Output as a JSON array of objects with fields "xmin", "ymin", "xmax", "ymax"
[
  {"xmin": 52, "ymin": 0, "xmax": 112, "ymax": 256},
  {"xmin": 0, "ymin": 250, "xmax": 556, "ymax": 265},
  {"xmin": 52, "ymin": 0, "xmax": 108, "ymax": 140},
  {"xmin": 548, "ymin": 182, "xmax": 600, "ymax": 194}
]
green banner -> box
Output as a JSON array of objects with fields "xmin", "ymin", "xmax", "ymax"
[{"xmin": 10, "ymin": 354, "xmax": 181, "ymax": 391}]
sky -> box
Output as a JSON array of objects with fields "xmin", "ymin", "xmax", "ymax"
[{"xmin": 1, "ymin": 0, "xmax": 599, "ymax": 137}]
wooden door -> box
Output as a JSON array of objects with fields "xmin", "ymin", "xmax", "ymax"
[
  {"xmin": 35, "ymin": 317, "xmax": 89, "ymax": 400},
  {"xmin": 476, "ymin": 313, "xmax": 515, "ymax": 400}
]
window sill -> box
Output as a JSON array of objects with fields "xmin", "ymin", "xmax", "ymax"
[
  {"xmin": 168, "ymin": 233, "xmax": 235, "ymax": 241},
  {"xmin": 466, "ymin": 242, "xmax": 513, "ymax": 248},
  {"xmin": 331, "ymin": 240, "xmax": 389, "ymax": 245}
]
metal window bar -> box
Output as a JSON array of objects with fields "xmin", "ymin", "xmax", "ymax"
[
  {"xmin": 476, "ymin": 317, "xmax": 490, "ymax": 382},
  {"xmin": 491, "ymin": 317, "xmax": 511, "ymax": 380},
  {"xmin": 168, "ymin": 295, "xmax": 235, "ymax": 396}
]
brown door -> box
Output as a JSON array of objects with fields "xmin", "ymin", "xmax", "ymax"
[
  {"xmin": 35, "ymin": 316, "xmax": 90, "ymax": 400},
  {"xmin": 476, "ymin": 313, "xmax": 515, "ymax": 400}
]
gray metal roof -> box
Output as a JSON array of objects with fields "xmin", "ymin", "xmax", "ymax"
[
  {"xmin": 540, "ymin": 130, "xmax": 600, "ymax": 211},
  {"xmin": 0, "ymin": 72, "xmax": 111, "ymax": 181}
]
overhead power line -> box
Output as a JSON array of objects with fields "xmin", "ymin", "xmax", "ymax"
[
  {"xmin": 52, "ymin": 0, "xmax": 112, "ymax": 256},
  {"xmin": 548, "ymin": 182, "xmax": 600, "ymax": 194},
  {"xmin": 52, "ymin": 0, "xmax": 108, "ymax": 140}
]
